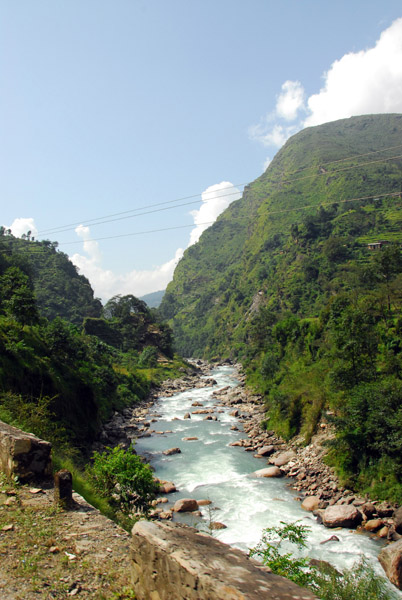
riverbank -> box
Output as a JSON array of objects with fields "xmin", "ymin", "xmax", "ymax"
[
  {"xmin": 95, "ymin": 360, "xmax": 402, "ymax": 591},
  {"xmin": 210, "ymin": 364, "xmax": 401, "ymax": 543},
  {"xmin": 101, "ymin": 360, "xmax": 401, "ymax": 541}
]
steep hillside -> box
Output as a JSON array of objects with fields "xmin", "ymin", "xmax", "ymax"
[
  {"xmin": 160, "ymin": 114, "xmax": 402, "ymax": 357},
  {"xmin": 160, "ymin": 114, "xmax": 402, "ymax": 502}
]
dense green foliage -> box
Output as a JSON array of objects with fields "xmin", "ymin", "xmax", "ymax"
[
  {"xmin": 0, "ymin": 229, "xmax": 102, "ymax": 324},
  {"xmin": 86, "ymin": 446, "xmax": 158, "ymax": 513},
  {"xmin": 160, "ymin": 114, "xmax": 402, "ymax": 502},
  {"xmin": 0, "ymin": 231, "xmax": 185, "ymax": 457},
  {"xmin": 250, "ymin": 522, "xmax": 397, "ymax": 599}
]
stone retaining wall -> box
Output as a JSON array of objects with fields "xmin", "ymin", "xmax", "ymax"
[
  {"xmin": 0, "ymin": 420, "xmax": 52, "ymax": 481},
  {"xmin": 131, "ymin": 520, "xmax": 317, "ymax": 600}
]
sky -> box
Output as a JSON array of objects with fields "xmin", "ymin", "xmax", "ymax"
[{"xmin": 2, "ymin": 1, "xmax": 402, "ymax": 302}]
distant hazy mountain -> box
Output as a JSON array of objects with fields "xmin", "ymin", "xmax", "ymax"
[{"xmin": 139, "ymin": 289, "xmax": 165, "ymax": 308}]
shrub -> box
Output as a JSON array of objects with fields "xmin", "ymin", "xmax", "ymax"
[{"xmin": 86, "ymin": 446, "xmax": 158, "ymax": 513}]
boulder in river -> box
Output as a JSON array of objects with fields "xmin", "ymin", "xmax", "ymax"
[
  {"xmin": 301, "ymin": 496, "xmax": 320, "ymax": 512},
  {"xmin": 163, "ymin": 447, "xmax": 181, "ymax": 456},
  {"xmin": 210, "ymin": 522, "xmax": 227, "ymax": 530},
  {"xmin": 257, "ymin": 445, "xmax": 275, "ymax": 457},
  {"xmin": 269, "ymin": 450, "xmax": 297, "ymax": 467},
  {"xmin": 254, "ymin": 466, "xmax": 282, "ymax": 478},
  {"xmin": 378, "ymin": 538, "xmax": 402, "ymax": 589},
  {"xmin": 321, "ymin": 504, "xmax": 362, "ymax": 529},
  {"xmin": 183, "ymin": 413, "xmax": 191, "ymax": 419},
  {"xmin": 364, "ymin": 518, "xmax": 384, "ymax": 532},
  {"xmin": 159, "ymin": 481, "xmax": 176, "ymax": 494},
  {"xmin": 173, "ymin": 498, "xmax": 199, "ymax": 512}
]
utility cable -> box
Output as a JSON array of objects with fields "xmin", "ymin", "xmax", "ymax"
[
  {"xmin": 36, "ymin": 143, "xmax": 402, "ymax": 237},
  {"xmin": 1, "ymin": 190, "xmax": 396, "ymax": 250}
]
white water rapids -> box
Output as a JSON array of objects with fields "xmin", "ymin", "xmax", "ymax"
[{"xmin": 136, "ymin": 365, "xmax": 401, "ymax": 596}]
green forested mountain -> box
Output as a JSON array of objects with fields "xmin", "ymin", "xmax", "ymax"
[
  {"xmin": 0, "ymin": 231, "xmax": 182, "ymax": 456},
  {"xmin": 160, "ymin": 114, "xmax": 402, "ymax": 501},
  {"xmin": 0, "ymin": 233, "xmax": 102, "ymax": 324},
  {"xmin": 160, "ymin": 114, "xmax": 402, "ymax": 357}
]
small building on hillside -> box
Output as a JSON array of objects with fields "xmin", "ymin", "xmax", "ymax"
[{"xmin": 367, "ymin": 240, "xmax": 391, "ymax": 251}]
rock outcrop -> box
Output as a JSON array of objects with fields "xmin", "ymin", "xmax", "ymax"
[
  {"xmin": 0, "ymin": 420, "xmax": 52, "ymax": 481},
  {"xmin": 131, "ymin": 520, "xmax": 317, "ymax": 599}
]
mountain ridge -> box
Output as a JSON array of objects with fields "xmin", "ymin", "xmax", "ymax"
[{"xmin": 160, "ymin": 114, "xmax": 402, "ymax": 357}]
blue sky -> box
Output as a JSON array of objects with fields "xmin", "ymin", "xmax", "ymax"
[{"xmin": 2, "ymin": 1, "xmax": 402, "ymax": 301}]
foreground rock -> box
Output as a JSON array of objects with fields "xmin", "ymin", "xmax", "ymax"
[
  {"xmin": 378, "ymin": 538, "xmax": 402, "ymax": 589},
  {"xmin": 131, "ymin": 520, "xmax": 317, "ymax": 599}
]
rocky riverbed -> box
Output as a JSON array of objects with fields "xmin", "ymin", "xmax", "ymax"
[{"xmin": 96, "ymin": 360, "xmax": 402, "ymax": 590}]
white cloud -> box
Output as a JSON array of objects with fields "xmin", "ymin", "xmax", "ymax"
[
  {"xmin": 250, "ymin": 122, "xmax": 301, "ymax": 148},
  {"xmin": 263, "ymin": 157, "xmax": 271, "ymax": 171},
  {"xmin": 4, "ymin": 217, "xmax": 38, "ymax": 238},
  {"xmin": 276, "ymin": 80, "xmax": 305, "ymax": 121},
  {"xmin": 71, "ymin": 225, "xmax": 184, "ymax": 302},
  {"xmin": 188, "ymin": 181, "xmax": 242, "ymax": 246},
  {"xmin": 304, "ymin": 18, "xmax": 402, "ymax": 126},
  {"xmin": 248, "ymin": 79, "xmax": 306, "ymax": 147},
  {"xmin": 250, "ymin": 17, "xmax": 402, "ymax": 148},
  {"xmin": 71, "ymin": 181, "xmax": 241, "ymax": 302}
]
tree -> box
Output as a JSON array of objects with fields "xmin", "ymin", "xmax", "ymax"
[
  {"xmin": 0, "ymin": 266, "xmax": 39, "ymax": 325},
  {"xmin": 103, "ymin": 295, "xmax": 149, "ymax": 321}
]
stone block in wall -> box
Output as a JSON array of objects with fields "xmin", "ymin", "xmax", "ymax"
[
  {"xmin": 131, "ymin": 520, "xmax": 317, "ymax": 600},
  {"xmin": 0, "ymin": 420, "xmax": 52, "ymax": 481}
]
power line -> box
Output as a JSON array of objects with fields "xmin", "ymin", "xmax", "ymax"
[
  {"xmin": 37, "ymin": 189, "xmax": 245, "ymax": 237},
  {"xmin": 2, "ymin": 189, "xmax": 399, "ymax": 251},
  {"xmin": 35, "ymin": 142, "xmax": 402, "ymax": 237},
  {"xmin": 281, "ymin": 143, "xmax": 402, "ymax": 177},
  {"xmin": 37, "ymin": 184, "xmax": 247, "ymax": 236},
  {"xmin": 33, "ymin": 152, "xmax": 402, "ymax": 239},
  {"xmin": 281, "ymin": 154, "xmax": 402, "ymax": 184}
]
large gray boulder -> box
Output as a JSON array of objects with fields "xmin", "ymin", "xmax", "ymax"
[
  {"xmin": 322, "ymin": 504, "xmax": 362, "ymax": 529},
  {"xmin": 378, "ymin": 538, "xmax": 402, "ymax": 589},
  {"xmin": 131, "ymin": 520, "xmax": 318, "ymax": 599}
]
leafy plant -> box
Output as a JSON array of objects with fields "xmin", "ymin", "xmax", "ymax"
[
  {"xmin": 249, "ymin": 521, "xmax": 313, "ymax": 587},
  {"xmin": 86, "ymin": 446, "xmax": 158, "ymax": 513},
  {"xmin": 250, "ymin": 521, "xmax": 396, "ymax": 600}
]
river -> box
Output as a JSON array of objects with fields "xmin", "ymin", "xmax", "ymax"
[{"xmin": 136, "ymin": 365, "xmax": 400, "ymax": 595}]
